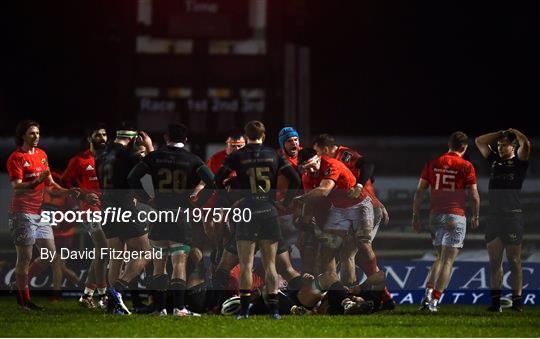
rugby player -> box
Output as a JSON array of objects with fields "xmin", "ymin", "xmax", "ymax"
[
  {"xmin": 295, "ymin": 148, "xmax": 372, "ymax": 315},
  {"xmin": 312, "ymin": 134, "xmax": 393, "ymax": 309},
  {"xmin": 95, "ymin": 122, "xmax": 154, "ymax": 314},
  {"xmin": 475, "ymin": 129, "xmax": 531, "ymax": 312},
  {"xmin": 198, "ymin": 129, "xmax": 245, "ymax": 263},
  {"xmin": 127, "ymin": 123, "xmax": 215, "ymax": 317},
  {"xmin": 7, "ymin": 120, "xmax": 78, "ymax": 310},
  {"xmin": 413, "ymin": 131, "xmax": 480, "ymax": 312},
  {"xmin": 61, "ymin": 124, "xmax": 109, "ymax": 308},
  {"xmin": 214, "ymin": 121, "xmax": 301, "ymax": 319}
]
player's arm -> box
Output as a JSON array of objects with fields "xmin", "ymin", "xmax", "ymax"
[
  {"xmin": 279, "ymin": 161, "xmax": 301, "ymax": 206},
  {"xmin": 214, "ymin": 158, "xmax": 234, "ymax": 189},
  {"xmin": 10, "ymin": 171, "xmax": 50, "ymax": 191},
  {"xmin": 467, "ymin": 184, "xmax": 480, "ymax": 229},
  {"xmin": 354, "ymin": 157, "xmax": 374, "ymax": 187},
  {"xmin": 44, "ymin": 173, "xmax": 80, "ymax": 198},
  {"xmin": 295, "ymin": 179, "xmax": 336, "ymax": 205},
  {"xmin": 127, "ymin": 160, "xmax": 152, "ymax": 202},
  {"xmin": 194, "ymin": 164, "xmax": 215, "ymax": 206},
  {"xmin": 8, "ymin": 156, "xmax": 47, "ymax": 191},
  {"xmin": 348, "ymin": 157, "xmax": 375, "ymax": 198},
  {"xmin": 138, "ymin": 130, "xmax": 154, "ymax": 153},
  {"xmin": 412, "ymin": 178, "xmax": 429, "ymax": 233},
  {"xmin": 508, "ymin": 128, "xmax": 531, "ymax": 161},
  {"xmin": 475, "ymin": 131, "xmax": 503, "ymax": 159}
]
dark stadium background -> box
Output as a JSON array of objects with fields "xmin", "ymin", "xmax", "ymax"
[
  {"xmin": 1, "ymin": 1, "xmax": 538, "ymax": 139},
  {"xmin": 0, "ymin": 1, "xmax": 539, "ymax": 277}
]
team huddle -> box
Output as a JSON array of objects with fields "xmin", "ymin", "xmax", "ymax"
[{"xmin": 6, "ymin": 119, "xmax": 531, "ymax": 318}]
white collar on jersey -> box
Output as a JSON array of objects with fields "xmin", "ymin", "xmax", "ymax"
[{"xmin": 169, "ymin": 142, "xmax": 184, "ymax": 148}]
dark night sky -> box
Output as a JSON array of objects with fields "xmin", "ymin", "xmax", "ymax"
[
  {"xmin": 309, "ymin": 1, "xmax": 539, "ymax": 136},
  {"xmin": 1, "ymin": 1, "xmax": 539, "ymax": 138}
]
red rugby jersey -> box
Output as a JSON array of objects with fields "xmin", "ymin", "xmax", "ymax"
[
  {"xmin": 7, "ymin": 147, "xmax": 49, "ymax": 214},
  {"xmin": 207, "ymin": 149, "xmax": 228, "ymax": 174},
  {"xmin": 302, "ymin": 155, "xmax": 363, "ymax": 208},
  {"xmin": 62, "ymin": 149, "xmax": 101, "ymax": 211},
  {"xmin": 420, "ymin": 152, "xmax": 476, "ymax": 215}
]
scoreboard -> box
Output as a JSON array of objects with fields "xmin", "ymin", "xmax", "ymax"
[{"xmin": 151, "ymin": 0, "xmax": 251, "ymax": 39}]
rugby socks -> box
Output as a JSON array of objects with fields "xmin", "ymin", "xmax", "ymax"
[
  {"xmin": 16, "ymin": 273, "xmax": 31, "ymax": 304},
  {"xmin": 84, "ymin": 285, "xmax": 96, "ymax": 297},
  {"xmin": 212, "ymin": 268, "xmax": 231, "ymax": 308},
  {"xmin": 170, "ymin": 279, "xmax": 187, "ymax": 310},
  {"xmin": 150, "ymin": 274, "xmax": 169, "ymax": 312},
  {"xmin": 512, "ymin": 294, "xmax": 522, "ymax": 308},
  {"xmin": 96, "ymin": 283, "xmax": 107, "ymax": 296},
  {"xmin": 239, "ymin": 289, "xmax": 251, "ymax": 315},
  {"xmin": 266, "ymin": 293, "xmax": 279, "ymax": 315},
  {"xmin": 327, "ymin": 281, "xmax": 348, "ymax": 315},
  {"xmin": 358, "ymin": 258, "xmax": 394, "ymax": 303},
  {"xmin": 490, "ymin": 289, "xmax": 501, "ymax": 308},
  {"xmin": 382, "ymin": 287, "xmax": 393, "ymax": 302},
  {"xmin": 432, "ymin": 289, "xmax": 442, "ymax": 301}
]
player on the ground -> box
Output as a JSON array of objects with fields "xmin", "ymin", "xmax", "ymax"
[
  {"xmin": 413, "ymin": 131, "xmax": 480, "ymax": 312},
  {"xmin": 95, "ymin": 122, "xmax": 154, "ymax": 314},
  {"xmin": 475, "ymin": 129, "xmax": 531, "ymax": 312},
  {"xmin": 294, "ymin": 148, "xmax": 372, "ymax": 315},
  {"xmin": 213, "ymin": 121, "xmax": 301, "ymax": 319},
  {"xmin": 127, "ymin": 123, "xmax": 215, "ymax": 317},
  {"xmin": 7, "ymin": 120, "xmax": 78, "ymax": 310},
  {"xmin": 312, "ymin": 134, "xmax": 393, "ymax": 309},
  {"xmin": 61, "ymin": 124, "xmax": 109, "ymax": 308}
]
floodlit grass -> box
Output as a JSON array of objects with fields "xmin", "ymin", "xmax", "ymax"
[{"xmin": 0, "ymin": 297, "xmax": 538, "ymax": 337}]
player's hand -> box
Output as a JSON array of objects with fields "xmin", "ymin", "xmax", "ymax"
[
  {"xmin": 302, "ymin": 273, "xmax": 315, "ymax": 282},
  {"xmin": 37, "ymin": 170, "xmax": 50, "ymax": 183},
  {"xmin": 84, "ymin": 192, "xmax": 99, "ymax": 205},
  {"xmin": 470, "ymin": 216, "xmax": 479, "ymax": 230},
  {"xmin": 412, "ymin": 213, "xmax": 421, "ymax": 233},
  {"xmin": 381, "ymin": 205, "xmax": 390, "ymax": 226},
  {"xmin": 347, "ymin": 184, "xmax": 363, "ymax": 199},
  {"xmin": 67, "ymin": 187, "xmax": 81, "ymax": 199},
  {"xmin": 292, "ymin": 195, "xmax": 305, "ymax": 207},
  {"xmin": 138, "ymin": 131, "xmax": 154, "ymax": 152},
  {"xmin": 274, "ymin": 200, "xmax": 287, "ymax": 213}
]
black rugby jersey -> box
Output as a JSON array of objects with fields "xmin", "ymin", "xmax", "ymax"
[{"xmin": 487, "ymin": 150, "xmax": 528, "ymax": 213}]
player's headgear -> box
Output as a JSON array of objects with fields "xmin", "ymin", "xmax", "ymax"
[
  {"xmin": 278, "ymin": 127, "xmax": 299, "ymax": 149},
  {"xmin": 116, "ymin": 121, "xmax": 137, "ymax": 139},
  {"xmin": 15, "ymin": 119, "xmax": 40, "ymax": 146},
  {"xmin": 221, "ymin": 295, "xmax": 242, "ymax": 315}
]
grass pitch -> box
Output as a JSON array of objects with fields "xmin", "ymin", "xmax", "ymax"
[{"xmin": 0, "ymin": 297, "xmax": 539, "ymax": 337}]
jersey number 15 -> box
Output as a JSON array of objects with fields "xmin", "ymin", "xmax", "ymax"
[{"xmin": 434, "ymin": 173, "xmax": 455, "ymax": 192}]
